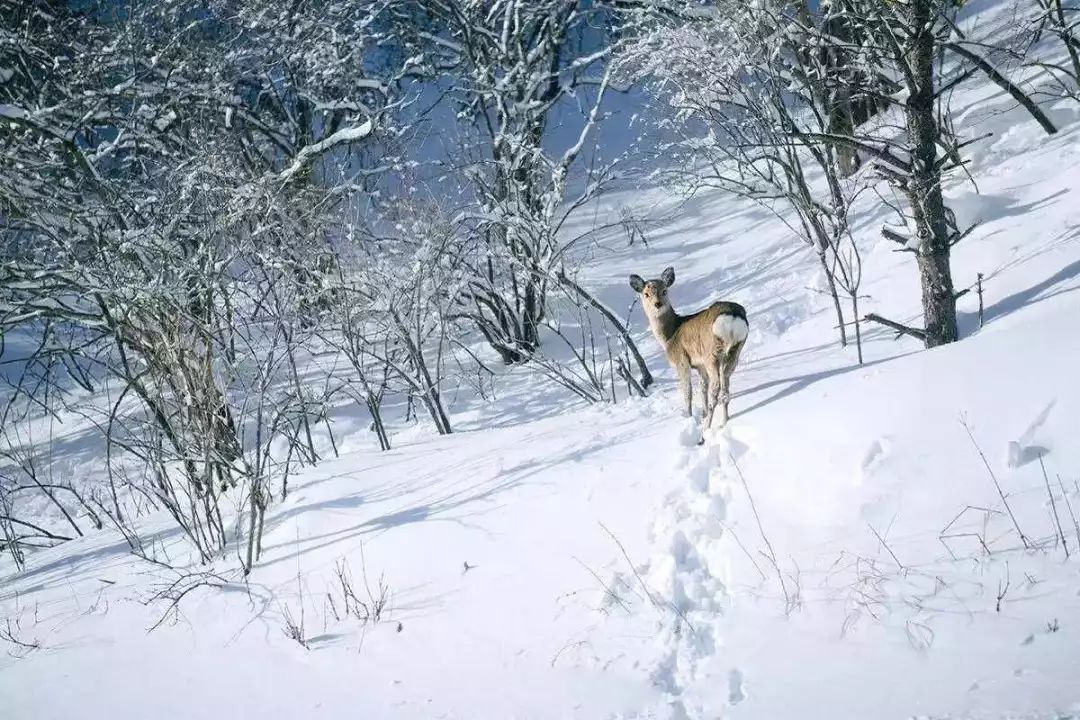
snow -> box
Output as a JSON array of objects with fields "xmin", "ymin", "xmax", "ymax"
[
  {"xmin": 0, "ymin": 103, "xmax": 29, "ymax": 121},
  {"xmin": 4, "ymin": 2, "xmax": 1080, "ymax": 719}
]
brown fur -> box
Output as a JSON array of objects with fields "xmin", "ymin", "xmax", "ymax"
[{"xmin": 630, "ymin": 268, "xmax": 747, "ymax": 428}]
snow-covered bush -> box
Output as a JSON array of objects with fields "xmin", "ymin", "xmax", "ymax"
[{"xmin": 0, "ymin": 0, "xmax": 402, "ymax": 567}]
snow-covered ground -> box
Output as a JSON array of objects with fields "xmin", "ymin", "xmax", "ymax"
[{"xmin": 4, "ymin": 4, "xmax": 1080, "ymax": 719}]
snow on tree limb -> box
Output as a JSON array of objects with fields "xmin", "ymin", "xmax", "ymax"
[{"xmin": 277, "ymin": 121, "xmax": 376, "ymax": 182}]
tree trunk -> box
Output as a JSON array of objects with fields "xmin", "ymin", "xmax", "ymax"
[
  {"xmin": 521, "ymin": 274, "xmax": 541, "ymax": 355},
  {"xmin": 367, "ymin": 396, "xmax": 390, "ymax": 450},
  {"xmin": 906, "ymin": 0, "xmax": 959, "ymax": 348},
  {"xmin": 817, "ymin": 4, "xmax": 866, "ymax": 177},
  {"xmin": 850, "ymin": 292, "xmax": 864, "ymax": 365},
  {"xmin": 831, "ymin": 99, "xmax": 862, "ymax": 177},
  {"xmin": 816, "ymin": 248, "xmax": 848, "ymax": 347},
  {"xmin": 915, "ymin": 248, "xmax": 959, "ymax": 347}
]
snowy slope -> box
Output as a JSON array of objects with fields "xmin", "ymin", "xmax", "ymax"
[{"xmin": 4, "ymin": 2, "xmax": 1080, "ymax": 719}]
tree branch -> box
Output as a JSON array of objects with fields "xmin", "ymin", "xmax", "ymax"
[
  {"xmin": 944, "ymin": 41, "xmax": 1058, "ymax": 135},
  {"xmin": 864, "ymin": 313, "xmax": 927, "ymax": 342}
]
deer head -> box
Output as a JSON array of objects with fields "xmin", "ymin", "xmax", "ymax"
[{"xmin": 629, "ymin": 266, "xmax": 675, "ymax": 316}]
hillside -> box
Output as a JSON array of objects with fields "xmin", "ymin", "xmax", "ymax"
[{"xmin": 3, "ymin": 1, "xmax": 1080, "ymax": 719}]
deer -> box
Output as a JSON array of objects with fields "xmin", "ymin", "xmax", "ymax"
[{"xmin": 629, "ymin": 267, "xmax": 748, "ymax": 431}]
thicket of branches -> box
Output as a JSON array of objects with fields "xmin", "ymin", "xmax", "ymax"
[
  {"xmin": 2, "ymin": 0, "xmax": 1076, "ymax": 569},
  {"xmin": 0, "ymin": 0, "xmax": 406, "ymax": 568},
  {"xmin": 0, "ymin": 0, "xmax": 651, "ymax": 569}
]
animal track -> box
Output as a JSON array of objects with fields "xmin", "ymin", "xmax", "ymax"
[
  {"xmin": 859, "ymin": 436, "xmax": 892, "ymax": 479},
  {"xmin": 621, "ymin": 430, "xmax": 753, "ymax": 717},
  {"xmin": 727, "ymin": 668, "xmax": 746, "ymax": 704}
]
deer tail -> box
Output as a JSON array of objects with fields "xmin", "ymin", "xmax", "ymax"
[{"xmin": 712, "ymin": 313, "xmax": 748, "ymax": 345}]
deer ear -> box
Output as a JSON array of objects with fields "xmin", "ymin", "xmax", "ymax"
[
  {"xmin": 628, "ymin": 274, "xmax": 645, "ymax": 292},
  {"xmin": 661, "ymin": 267, "xmax": 675, "ymax": 287}
]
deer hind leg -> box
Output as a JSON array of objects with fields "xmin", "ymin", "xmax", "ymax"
[
  {"xmin": 719, "ymin": 341, "xmax": 745, "ymax": 425},
  {"xmin": 704, "ymin": 361, "xmax": 723, "ymax": 429}
]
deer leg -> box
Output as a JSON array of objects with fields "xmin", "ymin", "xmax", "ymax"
[
  {"xmin": 697, "ymin": 367, "xmax": 710, "ymax": 420},
  {"xmin": 676, "ymin": 362, "xmax": 693, "ymax": 418},
  {"xmin": 705, "ymin": 362, "xmax": 723, "ymax": 429},
  {"xmin": 719, "ymin": 342, "xmax": 744, "ymax": 425},
  {"xmin": 716, "ymin": 365, "xmax": 730, "ymax": 427}
]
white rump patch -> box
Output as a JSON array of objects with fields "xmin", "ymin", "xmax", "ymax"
[{"xmin": 712, "ymin": 314, "xmax": 748, "ymax": 344}]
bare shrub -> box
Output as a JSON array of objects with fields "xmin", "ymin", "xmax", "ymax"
[
  {"xmin": 0, "ymin": 593, "xmax": 41, "ymax": 657},
  {"xmin": 282, "ymin": 603, "xmax": 309, "ymax": 649},
  {"xmin": 328, "ymin": 556, "xmax": 391, "ymax": 627}
]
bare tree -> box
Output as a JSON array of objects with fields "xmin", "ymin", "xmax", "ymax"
[
  {"xmin": 1026, "ymin": 0, "xmax": 1080, "ymax": 97},
  {"xmin": 0, "ymin": 0, "xmax": 404, "ymax": 566},
  {"xmin": 390, "ymin": 0, "xmax": 620, "ymax": 364},
  {"xmin": 836, "ymin": 0, "xmax": 966, "ymax": 347}
]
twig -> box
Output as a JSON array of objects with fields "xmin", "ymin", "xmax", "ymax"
[
  {"xmin": 550, "ymin": 639, "xmax": 590, "ymax": 668},
  {"xmin": 729, "ymin": 454, "xmax": 792, "ymax": 612},
  {"xmin": 555, "ymin": 270, "xmax": 653, "ymax": 390},
  {"xmin": 282, "ymin": 527, "xmax": 309, "ymax": 648},
  {"xmin": 977, "ymin": 273, "xmax": 985, "ymax": 328},
  {"xmin": 717, "ymin": 518, "xmax": 766, "ymax": 581},
  {"xmin": 0, "ymin": 593, "xmax": 41, "ymax": 656},
  {"xmin": 0, "ymin": 618, "xmax": 40, "ymax": 654},
  {"xmin": 1057, "ymin": 474, "xmax": 1080, "ymax": 552},
  {"xmin": 143, "ymin": 570, "xmax": 231, "ymax": 632},
  {"xmin": 939, "ymin": 504, "xmax": 1000, "ymax": 559},
  {"xmin": 996, "ymin": 561, "xmax": 1011, "ymax": 612},
  {"xmin": 574, "ymin": 558, "xmax": 631, "ymax": 613},
  {"xmin": 868, "ymin": 522, "xmax": 906, "ymax": 570},
  {"xmin": 598, "ymin": 522, "xmax": 696, "ymax": 633},
  {"xmin": 599, "ymin": 522, "xmax": 657, "ymax": 609},
  {"xmin": 1038, "ymin": 457, "xmax": 1069, "ymax": 558},
  {"xmin": 960, "ymin": 417, "xmax": 1030, "ymax": 550}
]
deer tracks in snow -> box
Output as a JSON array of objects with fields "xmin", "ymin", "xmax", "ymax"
[{"xmin": 597, "ymin": 418, "xmax": 756, "ymax": 719}]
